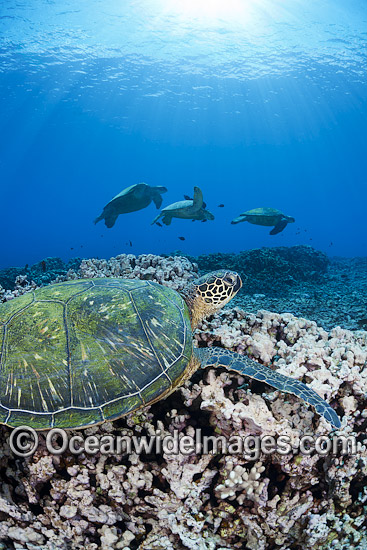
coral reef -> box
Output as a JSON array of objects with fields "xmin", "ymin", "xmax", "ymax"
[
  {"xmin": 73, "ymin": 254, "xmax": 197, "ymax": 291},
  {"xmin": 0, "ymin": 253, "xmax": 366, "ymax": 549},
  {"xmin": 0, "ymin": 254, "xmax": 197, "ymax": 302},
  {"xmin": 214, "ymin": 459, "xmax": 266, "ymax": 504},
  {"xmin": 185, "ymin": 245, "xmax": 330, "ymax": 287},
  {"xmin": 189, "ymin": 247, "xmax": 367, "ymax": 331},
  {"xmin": 0, "ymin": 257, "xmax": 82, "ymax": 290},
  {"xmin": 2, "ymin": 247, "xmax": 367, "ymax": 330},
  {"xmin": 0, "ymin": 275, "xmax": 37, "ymax": 302}
]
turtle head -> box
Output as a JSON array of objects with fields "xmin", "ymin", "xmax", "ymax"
[
  {"xmin": 182, "ymin": 270, "xmax": 242, "ymax": 328},
  {"xmin": 285, "ymin": 215, "xmax": 295, "ymax": 223}
]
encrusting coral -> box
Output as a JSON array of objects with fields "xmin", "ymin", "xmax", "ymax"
[{"xmin": 0, "ymin": 253, "xmax": 366, "ymax": 549}]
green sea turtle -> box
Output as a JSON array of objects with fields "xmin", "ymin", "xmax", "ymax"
[
  {"xmin": 0, "ymin": 271, "xmax": 340, "ymax": 430},
  {"xmin": 231, "ymin": 208, "xmax": 295, "ymax": 235},
  {"xmin": 151, "ymin": 186, "xmax": 214, "ymax": 225},
  {"xmin": 95, "ymin": 183, "xmax": 167, "ymax": 228}
]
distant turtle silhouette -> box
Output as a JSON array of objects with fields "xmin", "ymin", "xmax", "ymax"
[
  {"xmin": 95, "ymin": 183, "xmax": 167, "ymax": 228},
  {"xmin": 231, "ymin": 207, "xmax": 295, "ymax": 235}
]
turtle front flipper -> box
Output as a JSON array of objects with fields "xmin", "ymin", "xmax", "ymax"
[
  {"xmin": 192, "ymin": 186, "xmax": 204, "ymax": 212},
  {"xmin": 270, "ymin": 219, "xmax": 288, "ymax": 235},
  {"xmin": 194, "ymin": 347, "xmax": 341, "ymax": 428},
  {"xmin": 104, "ymin": 213, "xmax": 118, "ymax": 228},
  {"xmin": 152, "ymin": 193, "xmax": 163, "ymax": 209}
]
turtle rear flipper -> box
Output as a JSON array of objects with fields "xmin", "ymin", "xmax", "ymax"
[
  {"xmin": 151, "ymin": 213, "xmax": 162, "ymax": 225},
  {"xmin": 195, "ymin": 347, "xmax": 341, "ymax": 428},
  {"xmin": 270, "ymin": 219, "xmax": 288, "ymax": 235},
  {"xmin": 162, "ymin": 215, "xmax": 172, "ymax": 226}
]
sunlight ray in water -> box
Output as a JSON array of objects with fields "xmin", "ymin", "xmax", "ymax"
[
  {"xmin": 157, "ymin": 0, "xmax": 250, "ymax": 24},
  {"xmin": 147, "ymin": 0, "xmax": 296, "ymax": 33}
]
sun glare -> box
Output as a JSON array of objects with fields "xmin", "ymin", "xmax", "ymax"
[{"xmin": 160, "ymin": 0, "xmax": 249, "ymax": 25}]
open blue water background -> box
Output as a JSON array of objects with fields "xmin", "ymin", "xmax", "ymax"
[{"xmin": 0, "ymin": 0, "xmax": 366, "ymax": 269}]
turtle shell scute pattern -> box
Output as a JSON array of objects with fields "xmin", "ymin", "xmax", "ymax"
[{"xmin": 0, "ymin": 278, "xmax": 192, "ymax": 429}]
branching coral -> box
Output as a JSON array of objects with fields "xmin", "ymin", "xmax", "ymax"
[{"xmin": 215, "ymin": 459, "xmax": 266, "ymax": 504}]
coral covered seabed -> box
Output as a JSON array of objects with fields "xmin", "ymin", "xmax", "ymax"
[{"xmin": 0, "ymin": 248, "xmax": 367, "ymax": 550}]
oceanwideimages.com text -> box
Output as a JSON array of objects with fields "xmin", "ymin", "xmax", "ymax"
[{"xmin": 9, "ymin": 426, "xmax": 356, "ymax": 459}]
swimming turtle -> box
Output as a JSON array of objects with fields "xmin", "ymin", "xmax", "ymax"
[
  {"xmin": 151, "ymin": 186, "xmax": 214, "ymax": 225},
  {"xmin": 95, "ymin": 183, "xmax": 167, "ymax": 228},
  {"xmin": 231, "ymin": 208, "xmax": 295, "ymax": 235},
  {"xmin": 0, "ymin": 271, "xmax": 340, "ymax": 430}
]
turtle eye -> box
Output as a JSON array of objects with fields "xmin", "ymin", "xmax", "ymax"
[{"xmin": 223, "ymin": 274, "xmax": 235, "ymax": 285}]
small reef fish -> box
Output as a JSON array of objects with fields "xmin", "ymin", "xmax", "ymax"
[
  {"xmin": 41, "ymin": 261, "xmax": 46, "ymax": 272},
  {"xmin": 156, "ymin": 222, "xmax": 162, "ymax": 227},
  {"xmin": 178, "ymin": 236, "xmax": 185, "ymax": 241},
  {"xmin": 218, "ymin": 204, "xmax": 224, "ymax": 208}
]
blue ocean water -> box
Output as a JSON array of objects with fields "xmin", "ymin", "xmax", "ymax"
[{"xmin": 0, "ymin": 0, "xmax": 366, "ymax": 269}]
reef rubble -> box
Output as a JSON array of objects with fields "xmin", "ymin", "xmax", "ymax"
[{"xmin": 0, "ymin": 252, "xmax": 366, "ymax": 549}]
